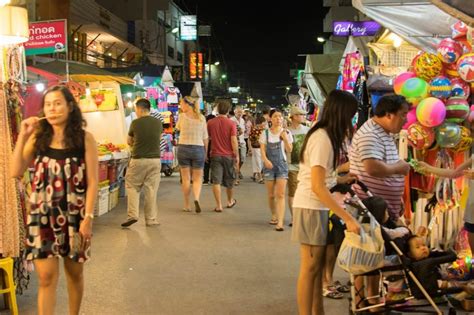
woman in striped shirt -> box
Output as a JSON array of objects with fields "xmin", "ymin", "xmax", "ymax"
[{"xmin": 176, "ymin": 96, "xmax": 209, "ymax": 213}]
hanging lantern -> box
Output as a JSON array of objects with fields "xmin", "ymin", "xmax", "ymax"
[{"xmin": 0, "ymin": 5, "xmax": 29, "ymax": 46}]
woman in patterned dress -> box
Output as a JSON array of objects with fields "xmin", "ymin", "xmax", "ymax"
[{"xmin": 11, "ymin": 85, "xmax": 98, "ymax": 315}]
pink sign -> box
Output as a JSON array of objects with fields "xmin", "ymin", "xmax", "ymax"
[{"xmin": 24, "ymin": 20, "xmax": 67, "ymax": 56}]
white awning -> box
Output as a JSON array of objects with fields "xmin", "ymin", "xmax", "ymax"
[{"xmin": 352, "ymin": 0, "xmax": 458, "ymax": 53}]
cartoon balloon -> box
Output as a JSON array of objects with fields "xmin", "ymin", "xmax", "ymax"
[
  {"xmin": 445, "ymin": 97, "xmax": 470, "ymax": 123},
  {"xmin": 403, "ymin": 107, "xmax": 417, "ymax": 129},
  {"xmin": 451, "ymin": 126, "xmax": 472, "ymax": 153},
  {"xmin": 429, "ymin": 76, "xmax": 452, "ymax": 99},
  {"xmin": 437, "ymin": 38, "xmax": 463, "ymax": 64},
  {"xmin": 451, "ymin": 77, "xmax": 471, "ymax": 99},
  {"xmin": 457, "ymin": 53, "xmax": 474, "ymax": 83},
  {"xmin": 415, "ymin": 53, "xmax": 443, "ymax": 82},
  {"xmin": 407, "ymin": 123, "xmax": 435, "ymax": 150}
]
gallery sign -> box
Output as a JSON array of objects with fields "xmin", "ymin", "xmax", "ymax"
[
  {"xmin": 24, "ymin": 19, "xmax": 67, "ymax": 56},
  {"xmin": 333, "ymin": 21, "xmax": 381, "ymax": 37}
]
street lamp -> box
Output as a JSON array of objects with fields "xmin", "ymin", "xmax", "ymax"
[
  {"xmin": 221, "ymin": 74, "xmax": 227, "ymax": 79},
  {"xmin": 214, "ymin": 61, "xmax": 220, "ymax": 66},
  {"xmin": 317, "ymin": 36, "xmax": 325, "ymax": 43},
  {"xmin": 171, "ymin": 27, "xmax": 179, "ymax": 34}
]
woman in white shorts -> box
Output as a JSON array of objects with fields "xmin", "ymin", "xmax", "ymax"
[{"xmin": 292, "ymin": 90, "xmax": 361, "ymax": 315}]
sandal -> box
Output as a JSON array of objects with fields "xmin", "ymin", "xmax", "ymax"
[
  {"xmin": 334, "ymin": 280, "xmax": 350, "ymax": 293},
  {"xmin": 258, "ymin": 179, "xmax": 264, "ymax": 184},
  {"xmin": 194, "ymin": 200, "xmax": 201, "ymax": 213},
  {"xmin": 227, "ymin": 199, "xmax": 237, "ymax": 208},
  {"xmin": 182, "ymin": 208, "xmax": 191, "ymax": 212},
  {"xmin": 275, "ymin": 226, "xmax": 284, "ymax": 232},
  {"xmin": 269, "ymin": 219, "xmax": 278, "ymax": 225},
  {"xmin": 214, "ymin": 208, "xmax": 223, "ymax": 213},
  {"xmin": 322, "ymin": 288, "xmax": 343, "ymax": 299}
]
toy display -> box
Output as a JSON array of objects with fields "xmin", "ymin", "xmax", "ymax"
[
  {"xmin": 445, "ymin": 97, "xmax": 470, "ymax": 123},
  {"xmin": 403, "ymin": 107, "xmax": 418, "ymax": 129},
  {"xmin": 451, "ymin": 77, "xmax": 471, "ymax": 98},
  {"xmin": 400, "ymin": 77, "xmax": 429, "ymax": 105},
  {"xmin": 416, "ymin": 97, "xmax": 446, "ymax": 127},
  {"xmin": 451, "ymin": 126, "xmax": 473, "ymax": 153},
  {"xmin": 414, "ymin": 52, "xmax": 443, "ymax": 82},
  {"xmin": 407, "ymin": 123, "xmax": 435, "ymax": 150},
  {"xmin": 437, "ymin": 38, "xmax": 463, "ymax": 64},
  {"xmin": 394, "ymin": 72, "xmax": 416, "ymax": 95},
  {"xmin": 429, "ymin": 76, "xmax": 452, "ymax": 99},
  {"xmin": 457, "ymin": 53, "xmax": 474, "ymax": 83},
  {"xmin": 435, "ymin": 122, "xmax": 461, "ymax": 148}
]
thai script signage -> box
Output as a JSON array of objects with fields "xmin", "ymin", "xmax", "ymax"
[
  {"xmin": 24, "ymin": 19, "xmax": 67, "ymax": 56},
  {"xmin": 333, "ymin": 21, "xmax": 381, "ymax": 37},
  {"xmin": 190, "ymin": 52, "xmax": 203, "ymax": 80}
]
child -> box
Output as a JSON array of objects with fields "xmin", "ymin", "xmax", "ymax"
[{"xmin": 249, "ymin": 116, "xmax": 266, "ymax": 183}]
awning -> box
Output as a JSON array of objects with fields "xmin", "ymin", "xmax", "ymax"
[
  {"xmin": 304, "ymin": 53, "xmax": 343, "ymax": 106},
  {"xmin": 33, "ymin": 60, "xmax": 135, "ymax": 84},
  {"xmin": 352, "ymin": 0, "xmax": 458, "ymax": 53},
  {"xmin": 431, "ymin": 0, "xmax": 474, "ymax": 27}
]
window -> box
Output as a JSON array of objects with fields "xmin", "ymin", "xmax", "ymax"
[
  {"xmin": 168, "ymin": 46, "xmax": 175, "ymax": 59},
  {"xmin": 177, "ymin": 51, "xmax": 183, "ymax": 62}
]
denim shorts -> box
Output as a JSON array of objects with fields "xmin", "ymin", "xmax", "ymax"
[
  {"xmin": 177, "ymin": 145, "xmax": 205, "ymax": 169},
  {"xmin": 263, "ymin": 161, "xmax": 288, "ymax": 180}
]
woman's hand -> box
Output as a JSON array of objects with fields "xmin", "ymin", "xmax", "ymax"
[
  {"xmin": 464, "ymin": 169, "xmax": 474, "ymax": 180},
  {"xmin": 280, "ymin": 130, "xmax": 289, "ymax": 142},
  {"xmin": 264, "ymin": 159, "xmax": 273, "ymax": 170},
  {"xmin": 19, "ymin": 117, "xmax": 39, "ymax": 139},
  {"xmin": 79, "ymin": 218, "xmax": 93, "ymax": 251},
  {"xmin": 345, "ymin": 216, "xmax": 360, "ymax": 235}
]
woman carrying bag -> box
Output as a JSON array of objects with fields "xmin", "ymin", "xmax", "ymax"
[{"xmin": 292, "ymin": 90, "xmax": 360, "ymax": 315}]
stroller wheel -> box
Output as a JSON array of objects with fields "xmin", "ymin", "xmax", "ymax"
[{"xmin": 164, "ymin": 169, "xmax": 173, "ymax": 177}]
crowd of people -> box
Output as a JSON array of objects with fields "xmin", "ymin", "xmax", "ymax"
[{"xmin": 12, "ymin": 85, "xmax": 474, "ymax": 315}]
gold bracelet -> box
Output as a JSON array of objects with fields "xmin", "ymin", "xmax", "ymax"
[{"xmin": 85, "ymin": 213, "xmax": 94, "ymax": 220}]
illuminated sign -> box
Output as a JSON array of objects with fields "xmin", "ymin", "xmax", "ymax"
[
  {"xmin": 190, "ymin": 52, "xmax": 203, "ymax": 80},
  {"xmin": 333, "ymin": 21, "xmax": 381, "ymax": 37},
  {"xmin": 24, "ymin": 19, "xmax": 67, "ymax": 56},
  {"xmin": 180, "ymin": 15, "xmax": 197, "ymax": 41}
]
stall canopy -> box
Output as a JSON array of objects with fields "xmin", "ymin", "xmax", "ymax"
[
  {"xmin": 431, "ymin": 0, "xmax": 474, "ymax": 26},
  {"xmin": 304, "ymin": 53, "xmax": 343, "ymax": 106},
  {"xmin": 33, "ymin": 60, "xmax": 135, "ymax": 84},
  {"xmin": 352, "ymin": 0, "xmax": 458, "ymax": 54}
]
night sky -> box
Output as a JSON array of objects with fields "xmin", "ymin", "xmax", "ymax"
[{"xmin": 179, "ymin": 0, "xmax": 328, "ymax": 105}]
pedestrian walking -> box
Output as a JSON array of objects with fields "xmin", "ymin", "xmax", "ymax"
[
  {"xmin": 231, "ymin": 106, "xmax": 247, "ymax": 180},
  {"xmin": 203, "ymin": 111, "xmax": 216, "ymax": 185},
  {"xmin": 292, "ymin": 90, "xmax": 360, "ymax": 315},
  {"xmin": 207, "ymin": 99, "xmax": 239, "ymax": 212},
  {"xmin": 260, "ymin": 109, "xmax": 293, "ymax": 231},
  {"xmin": 122, "ymin": 98, "xmax": 163, "ymax": 227},
  {"xmin": 287, "ymin": 106, "xmax": 310, "ymax": 226},
  {"xmin": 249, "ymin": 115, "xmax": 266, "ymax": 183},
  {"xmin": 176, "ymin": 96, "xmax": 209, "ymax": 213},
  {"xmin": 11, "ymin": 85, "xmax": 98, "ymax": 315}
]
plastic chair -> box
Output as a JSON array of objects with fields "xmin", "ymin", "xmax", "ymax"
[{"xmin": 0, "ymin": 257, "xmax": 18, "ymax": 315}]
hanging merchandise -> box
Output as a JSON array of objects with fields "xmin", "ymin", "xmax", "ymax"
[
  {"xmin": 165, "ymin": 86, "xmax": 180, "ymax": 104},
  {"xmin": 342, "ymin": 52, "xmax": 363, "ymax": 92},
  {"xmin": 352, "ymin": 69, "xmax": 370, "ymax": 127}
]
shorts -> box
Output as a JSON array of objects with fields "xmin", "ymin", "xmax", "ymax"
[
  {"xmin": 291, "ymin": 208, "xmax": 329, "ymax": 246},
  {"xmin": 465, "ymin": 222, "xmax": 474, "ymax": 233},
  {"xmin": 239, "ymin": 142, "xmax": 247, "ymax": 163},
  {"xmin": 288, "ymin": 170, "xmax": 299, "ymax": 197},
  {"xmin": 263, "ymin": 161, "xmax": 288, "ymax": 180},
  {"xmin": 177, "ymin": 145, "xmax": 205, "ymax": 169},
  {"xmin": 210, "ymin": 156, "xmax": 236, "ymax": 188}
]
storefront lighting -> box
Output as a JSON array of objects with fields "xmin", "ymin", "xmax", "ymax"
[
  {"xmin": 171, "ymin": 27, "xmax": 179, "ymax": 34},
  {"xmin": 35, "ymin": 82, "xmax": 45, "ymax": 92},
  {"xmin": 0, "ymin": 0, "xmax": 11, "ymax": 6},
  {"xmin": 121, "ymin": 57, "xmax": 126, "ymax": 61},
  {"xmin": 286, "ymin": 86, "xmax": 290, "ymax": 91},
  {"xmin": 126, "ymin": 92, "xmax": 132, "ymax": 98},
  {"xmin": 0, "ymin": 5, "xmax": 29, "ymax": 45},
  {"xmin": 138, "ymin": 78, "xmax": 144, "ymax": 86},
  {"xmin": 317, "ymin": 37, "xmax": 326, "ymax": 43},
  {"xmin": 221, "ymin": 74, "xmax": 227, "ymax": 79},
  {"xmin": 214, "ymin": 61, "xmax": 220, "ymax": 66},
  {"xmin": 389, "ymin": 33, "xmax": 403, "ymax": 48},
  {"xmin": 74, "ymin": 37, "xmax": 78, "ymax": 42},
  {"xmin": 127, "ymin": 101, "xmax": 133, "ymax": 108},
  {"xmin": 107, "ymin": 52, "xmax": 112, "ymax": 56}
]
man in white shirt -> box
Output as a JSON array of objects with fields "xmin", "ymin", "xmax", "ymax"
[{"xmin": 231, "ymin": 106, "xmax": 247, "ymax": 180}]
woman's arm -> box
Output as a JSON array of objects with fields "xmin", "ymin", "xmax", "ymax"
[
  {"xmin": 11, "ymin": 117, "xmax": 39, "ymax": 178},
  {"xmin": 80, "ymin": 132, "xmax": 99, "ymax": 242},
  {"xmin": 418, "ymin": 157, "xmax": 472, "ymax": 178},
  {"xmin": 311, "ymin": 166, "xmax": 360, "ymax": 234},
  {"xmin": 280, "ymin": 130, "xmax": 293, "ymax": 153},
  {"xmin": 260, "ymin": 142, "xmax": 273, "ymax": 169}
]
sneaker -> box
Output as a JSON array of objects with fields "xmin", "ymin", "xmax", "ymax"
[
  {"xmin": 121, "ymin": 218, "xmax": 138, "ymax": 228},
  {"xmin": 334, "ymin": 281, "xmax": 350, "ymax": 293},
  {"xmin": 322, "ymin": 288, "xmax": 343, "ymax": 299}
]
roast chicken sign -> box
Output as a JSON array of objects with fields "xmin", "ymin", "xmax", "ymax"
[{"xmin": 24, "ymin": 20, "xmax": 67, "ymax": 56}]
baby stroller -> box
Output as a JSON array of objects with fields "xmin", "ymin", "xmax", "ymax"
[
  {"xmin": 332, "ymin": 182, "xmax": 460, "ymax": 315},
  {"xmin": 160, "ymin": 133, "xmax": 177, "ymax": 177}
]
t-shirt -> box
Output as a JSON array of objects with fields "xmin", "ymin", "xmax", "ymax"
[
  {"xmin": 293, "ymin": 129, "xmax": 336, "ymax": 210},
  {"xmin": 128, "ymin": 115, "xmax": 163, "ymax": 159},
  {"xmin": 259, "ymin": 128, "xmax": 293, "ymax": 162},
  {"xmin": 176, "ymin": 114, "xmax": 208, "ymax": 146},
  {"xmin": 288, "ymin": 124, "xmax": 310, "ymax": 171},
  {"xmin": 349, "ymin": 119, "xmax": 405, "ymax": 219},
  {"xmin": 207, "ymin": 116, "xmax": 237, "ymax": 158},
  {"xmin": 231, "ymin": 116, "xmax": 246, "ymax": 144},
  {"xmin": 249, "ymin": 126, "xmax": 264, "ymax": 148}
]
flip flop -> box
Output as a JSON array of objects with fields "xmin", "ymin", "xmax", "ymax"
[
  {"xmin": 214, "ymin": 208, "xmax": 223, "ymax": 213},
  {"xmin": 194, "ymin": 200, "xmax": 201, "ymax": 213},
  {"xmin": 269, "ymin": 219, "xmax": 278, "ymax": 225},
  {"xmin": 227, "ymin": 199, "xmax": 237, "ymax": 208},
  {"xmin": 182, "ymin": 208, "xmax": 191, "ymax": 212}
]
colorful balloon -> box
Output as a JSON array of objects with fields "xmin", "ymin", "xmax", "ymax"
[
  {"xmin": 416, "ymin": 97, "xmax": 446, "ymax": 127},
  {"xmin": 468, "ymin": 105, "xmax": 474, "ymax": 123},
  {"xmin": 452, "ymin": 21, "xmax": 468, "ymax": 39},
  {"xmin": 437, "ymin": 38, "xmax": 463, "ymax": 64},
  {"xmin": 407, "ymin": 123, "xmax": 435, "ymax": 150},
  {"xmin": 451, "ymin": 126, "xmax": 472, "ymax": 153},
  {"xmin": 401, "ymin": 78, "xmax": 429, "ymax": 105},
  {"xmin": 445, "ymin": 62, "xmax": 461, "ymax": 79},
  {"xmin": 403, "ymin": 107, "xmax": 417, "ymax": 129},
  {"xmin": 393, "ymin": 72, "xmax": 416, "ymax": 95},
  {"xmin": 457, "ymin": 53, "xmax": 474, "ymax": 82},
  {"xmin": 429, "ymin": 76, "xmax": 452, "ymax": 99},
  {"xmin": 415, "ymin": 52, "xmax": 443, "ymax": 82},
  {"xmin": 445, "ymin": 97, "xmax": 470, "ymax": 123},
  {"xmin": 436, "ymin": 123, "xmax": 462, "ymax": 148},
  {"xmin": 450, "ymin": 77, "xmax": 470, "ymax": 99}
]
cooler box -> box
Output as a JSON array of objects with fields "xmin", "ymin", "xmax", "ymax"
[
  {"xmin": 94, "ymin": 186, "xmax": 109, "ymax": 216},
  {"xmin": 107, "ymin": 161, "xmax": 117, "ymax": 184},
  {"xmin": 98, "ymin": 161, "xmax": 108, "ymax": 182}
]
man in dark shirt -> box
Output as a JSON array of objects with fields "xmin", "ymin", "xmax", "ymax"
[
  {"xmin": 207, "ymin": 99, "xmax": 239, "ymax": 212},
  {"xmin": 122, "ymin": 98, "xmax": 163, "ymax": 227}
]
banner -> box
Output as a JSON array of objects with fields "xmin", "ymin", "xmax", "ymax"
[
  {"xmin": 190, "ymin": 52, "xmax": 203, "ymax": 80},
  {"xmin": 24, "ymin": 20, "xmax": 67, "ymax": 56},
  {"xmin": 333, "ymin": 21, "xmax": 381, "ymax": 37}
]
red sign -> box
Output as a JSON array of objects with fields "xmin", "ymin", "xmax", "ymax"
[
  {"xmin": 190, "ymin": 52, "xmax": 203, "ymax": 80},
  {"xmin": 24, "ymin": 20, "xmax": 67, "ymax": 56}
]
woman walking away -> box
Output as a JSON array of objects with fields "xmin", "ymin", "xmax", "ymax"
[
  {"xmin": 11, "ymin": 85, "xmax": 98, "ymax": 315},
  {"xmin": 176, "ymin": 96, "xmax": 209, "ymax": 213},
  {"xmin": 292, "ymin": 90, "xmax": 360, "ymax": 315},
  {"xmin": 260, "ymin": 109, "xmax": 293, "ymax": 231},
  {"xmin": 249, "ymin": 115, "xmax": 266, "ymax": 183}
]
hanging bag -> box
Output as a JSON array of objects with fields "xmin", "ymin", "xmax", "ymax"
[{"xmin": 337, "ymin": 211, "xmax": 385, "ymax": 275}]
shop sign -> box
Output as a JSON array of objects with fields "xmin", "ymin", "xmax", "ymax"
[
  {"xmin": 180, "ymin": 15, "xmax": 197, "ymax": 41},
  {"xmin": 190, "ymin": 52, "xmax": 203, "ymax": 80},
  {"xmin": 24, "ymin": 19, "xmax": 67, "ymax": 56},
  {"xmin": 333, "ymin": 21, "xmax": 381, "ymax": 37}
]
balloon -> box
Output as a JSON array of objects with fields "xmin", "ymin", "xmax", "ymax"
[
  {"xmin": 407, "ymin": 123, "xmax": 435, "ymax": 150},
  {"xmin": 429, "ymin": 76, "xmax": 452, "ymax": 99},
  {"xmin": 445, "ymin": 62, "xmax": 461, "ymax": 79},
  {"xmin": 415, "ymin": 52, "xmax": 443, "ymax": 82},
  {"xmin": 451, "ymin": 126, "xmax": 473, "ymax": 153},
  {"xmin": 451, "ymin": 77, "xmax": 471, "ymax": 99},
  {"xmin": 452, "ymin": 21, "xmax": 468, "ymax": 39},
  {"xmin": 468, "ymin": 105, "xmax": 474, "ymax": 123},
  {"xmin": 416, "ymin": 97, "xmax": 446, "ymax": 127},
  {"xmin": 394, "ymin": 72, "xmax": 416, "ymax": 95},
  {"xmin": 436, "ymin": 123, "xmax": 462, "ymax": 148},
  {"xmin": 456, "ymin": 53, "xmax": 474, "ymax": 82},
  {"xmin": 445, "ymin": 97, "xmax": 470, "ymax": 123},
  {"xmin": 437, "ymin": 38, "xmax": 463, "ymax": 64},
  {"xmin": 400, "ymin": 78, "xmax": 429, "ymax": 104},
  {"xmin": 403, "ymin": 107, "xmax": 417, "ymax": 129}
]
